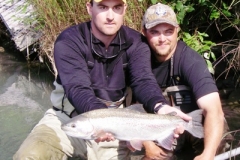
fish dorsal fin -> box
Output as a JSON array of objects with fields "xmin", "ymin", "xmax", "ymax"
[
  {"xmin": 125, "ymin": 104, "xmax": 146, "ymax": 113},
  {"xmin": 129, "ymin": 140, "xmax": 143, "ymax": 151},
  {"xmin": 91, "ymin": 130, "xmax": 107, "ymax": 139}
]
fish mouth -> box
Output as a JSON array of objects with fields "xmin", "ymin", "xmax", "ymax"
[
  {"xmin": 61, "ymin": 125, "xmax": 77, "ymax": 136},
  {"xmin": 64, "ymin": 130, "xmax": 78, "ymax": 137}
]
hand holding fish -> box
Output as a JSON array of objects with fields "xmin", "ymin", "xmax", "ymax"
[
  {"xmin": 95, "ymin": 132, "xmax": 115, "ymax": 143},
  {"xmin": 141, "ymin": 118, "xmax": 185, "ymax": 160},
  {"xmin": 142, "ymin": 141, "xmax": 173, "ymax": 160},
  {"xmin": 155, "ymin": 103, "xmax": 191, "ymax": 139},
  {"xmin": 156, "ymin": 103, "xmax": 192, "ymax": 121}
]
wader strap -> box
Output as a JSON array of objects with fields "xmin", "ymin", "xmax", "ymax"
[
  {"xmin": 67, "ymin": 96, "xmax": 126, "ymax": 118},
  {"xmin": 61, "ymin": 93, "xmax": 66, "ymax": 113},
  {"xmin": 52, "ymin": 106, "xmax": 78, "ymax": 118},
  {"xmin": 52, "ymin": 106, "xmax": 69, "ymax": 115},
  {"xmin": 170, "ymin": 55, "xmax": 176, "ymax": 86},
  {"xmin": 124, "ymin": 87, "xmax": 132, "ymax": 107},
  {"xmin": 53, "ymin": 95, "xmax": 126, "ymax": 118}
]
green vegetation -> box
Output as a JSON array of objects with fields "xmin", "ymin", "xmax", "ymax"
[{"xmin": 24, "ymin": 0, "xmax": 239, "ymax": 81}]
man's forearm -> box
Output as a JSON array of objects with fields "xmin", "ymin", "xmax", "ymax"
[
  {"xmin": 196, "ymin": 92, "xmax": 225, "ymax": 159},
  {"xmin": 202, "ymin": 112, "xmax": 224, "ymax": 158}
]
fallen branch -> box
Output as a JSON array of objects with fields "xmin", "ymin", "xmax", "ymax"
[{"xmin": 214, "ymin": 146, "xmax": 240, "ymax": 160}]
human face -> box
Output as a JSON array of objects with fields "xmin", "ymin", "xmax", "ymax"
[
  {"xmin": 143, "ymin": 23, "xmax": 179, "ymax": 62},
  {"xmin": 87, "ymin": 0, "xmax": 126, "ymax": 41}
]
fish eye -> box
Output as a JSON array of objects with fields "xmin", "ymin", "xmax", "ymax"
[{"xmin": 71, "ymin": 124, "xmax": 76, "ymax": 128}]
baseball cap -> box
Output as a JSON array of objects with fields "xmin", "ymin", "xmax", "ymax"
[
  {"xmin": 142, "ymin": 3, "xmax": 178, "ymax": 29},
  {"xmin": 93, "ymin": 0, "xmax": 126, "ymax": 3}
]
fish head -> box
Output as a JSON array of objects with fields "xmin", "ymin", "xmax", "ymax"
[{"xmin": 61, "ymin": 115, "xmax": 94, "ymax": 139}]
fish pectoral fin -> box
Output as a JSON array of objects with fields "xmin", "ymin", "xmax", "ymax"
[
  {"xmin": 156, "ymin": 132, "xmax": 174, "ymax": 151},
  {"xmin": 129, "ymin": 140, "xmax": 143, "ymax": 151},
  {"xmin": 92, "ymin": 130, "xmax": 107, "ymax": 139}
]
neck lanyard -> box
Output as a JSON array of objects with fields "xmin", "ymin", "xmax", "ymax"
[{"xmin": 170, "ymin": 55, "xmax": 176, "ymax": 86}]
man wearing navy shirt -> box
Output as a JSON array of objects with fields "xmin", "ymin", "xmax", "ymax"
[{"xmin": 13, "ymin": 1, "xmax": 190, "ymax": 160}]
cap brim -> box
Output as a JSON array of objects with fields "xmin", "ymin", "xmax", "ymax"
[
  {"xmin": 94, "ymin": 0, "xmax": 126, "ymax": 3},
  {"xmin": 145, "ymin": 20, "xmax": 178, "ymax": 29}
]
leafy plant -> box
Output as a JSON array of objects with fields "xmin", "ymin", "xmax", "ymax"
[
  {"xmin": 146, "ymin": 0, "xmax": 238, "ymax": 76},
  {"xmin": 180, "ymin": 31, "xmax": 216, "ymax": 74}
]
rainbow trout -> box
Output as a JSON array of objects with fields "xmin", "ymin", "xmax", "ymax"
[{"xmin": 61, "ymin": 105, "xmax": 204, "ymax": 151}]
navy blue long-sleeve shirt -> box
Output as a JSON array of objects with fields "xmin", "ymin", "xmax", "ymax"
[{"xmin": 54, "ymin": 22, "xmax": 167, "ymax": 114}]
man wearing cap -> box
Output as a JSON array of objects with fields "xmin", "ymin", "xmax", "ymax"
[
  {"xmin": 141, "ymin": 3, "xmax": 225, "ymax": 160},
  {"xmin": 13, "ymin": 0, "xmax": 191, "ymax": 160}
]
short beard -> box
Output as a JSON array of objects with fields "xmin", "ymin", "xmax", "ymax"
[{"xmin": 155, "ymin": 48, "xmax": 171, "ymax": 57}]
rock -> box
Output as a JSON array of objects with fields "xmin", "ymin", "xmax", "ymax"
[{"xmin": 0, "ymin": 46, "xmax": 5, "ymax": 52}]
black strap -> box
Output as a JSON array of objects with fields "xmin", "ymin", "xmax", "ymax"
[
  {"xmin": 78, "ymin": 22, "xmax": 132, "ymax": 74},
  {"xmin": 170, "ymin": 55, "xmax": 175, "ymax": 86},
  {"xmin": 170, "ymin": 41, "xmax": 187, "ymax": 86},
  {"xmin": 106, "ymin": 40, "xmax": 132, "ymax": 75}
]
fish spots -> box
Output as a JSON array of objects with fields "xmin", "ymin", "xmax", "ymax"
[{"xmin": 71, "ymin": 123, "xmax": 76, "ymax": 128}]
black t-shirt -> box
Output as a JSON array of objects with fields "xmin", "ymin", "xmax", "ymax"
[{"xmin": 151, "ymin": 41, "xmax": 218, "ymax": 113}]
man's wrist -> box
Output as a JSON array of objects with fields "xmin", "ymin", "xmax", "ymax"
[
  {"xmin": 142, "ymin": 141, "xmax": 156, "ymax": 148},
  {"xmin": 154, "ymin": 103, "xmax": 165, "ymax": 114}
]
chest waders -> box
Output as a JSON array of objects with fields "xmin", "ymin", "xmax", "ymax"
[{"xmin": 161, "ymin": 42, "xmax": 198, "ymax": 113}]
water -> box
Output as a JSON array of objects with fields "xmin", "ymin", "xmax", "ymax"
[
  {"xmin": 0, "ymin": 47, "xmax": 145, "ymax": 160},
  {"xmin": 0, "ymin": 49, "xmax": 54, "ymax": 160}
]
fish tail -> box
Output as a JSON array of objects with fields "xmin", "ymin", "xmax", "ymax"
[{"xmin": 186, "ymin": 109, "xmax": 204, "ymax": 138}]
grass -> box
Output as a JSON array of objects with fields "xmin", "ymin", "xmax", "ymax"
[{"xmin": 24, "ymin": 0, "xmax": 149, "ymax": 76}]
